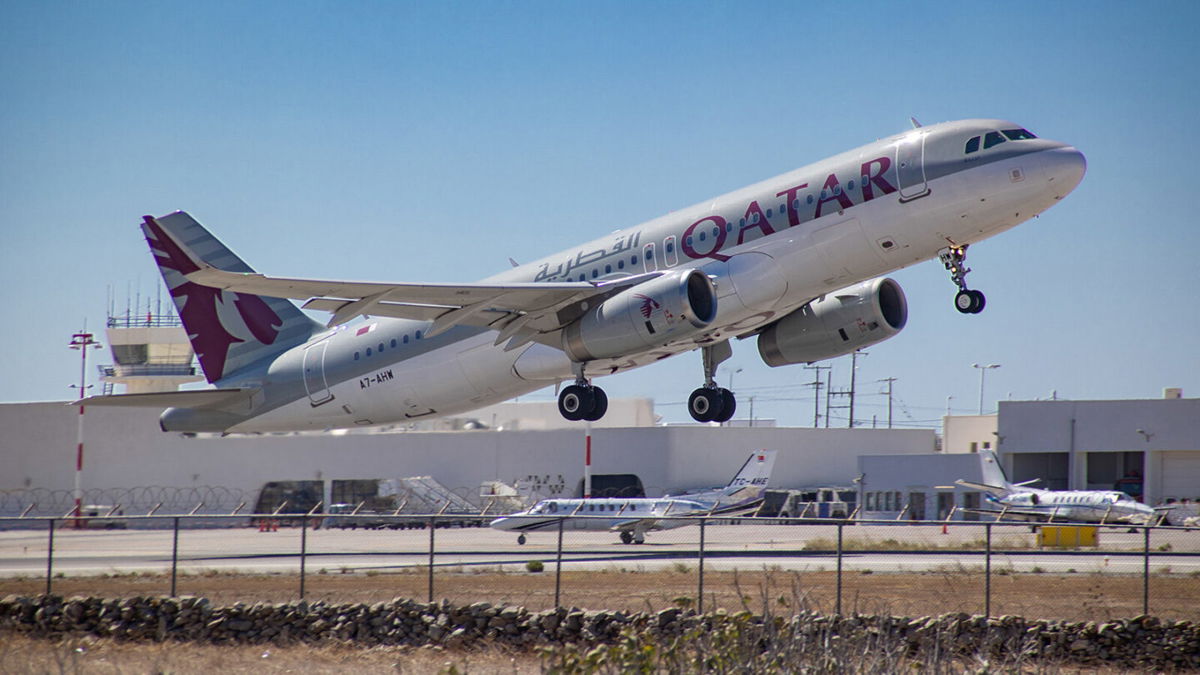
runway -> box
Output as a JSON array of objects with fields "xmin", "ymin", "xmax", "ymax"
[{"xmin": 2, "ymin": 523, "xmax": 1197, "ymax": 578}]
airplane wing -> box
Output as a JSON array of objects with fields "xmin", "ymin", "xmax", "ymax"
[
  {"xmin": 609, "ymin": 518, "xmax": 657, "ymax": 532},
  {"xmin": 73, "ymin": 388, "xmax": 256, "ymax": 409},
  {"xmin": 960, "ymin": 507, "xmax": 1056, "ymax": 523},
  {"xmin": 146, "ymin": 215, "xmax": 662, "ymax": 351}
]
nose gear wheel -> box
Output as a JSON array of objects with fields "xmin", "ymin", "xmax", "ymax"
[{"xmin": 939, "ymin": 245, "xmax": 987, "ymax": 314}]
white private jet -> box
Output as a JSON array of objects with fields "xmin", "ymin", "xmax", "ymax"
[
  {"xmin": 957, "ymin": 450, "xmax": 1161, "ymax": 524},
  {"xmin": 83, "ymin": 119, "xmax": 1085, "ymax": 432},
  {"xmin": 490, "ymin": 450, "xmax": 776, "ymax": 544}
]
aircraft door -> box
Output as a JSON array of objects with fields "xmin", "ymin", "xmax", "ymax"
[
  {"xmin": 895, "ymin": 132, "xmax": 930, "ymax": 202},
  {"xmin": 302, "ymin": 340, "xmax": 334, "ymax": 406},
  {"xmin": 642, "ymin": 243, "xmax": 657, "ymax": 272}
]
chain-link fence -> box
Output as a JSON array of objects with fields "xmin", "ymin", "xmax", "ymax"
[{"xmin": 2, "ymin": 514, "xmax": 1197, "ymax": 622}]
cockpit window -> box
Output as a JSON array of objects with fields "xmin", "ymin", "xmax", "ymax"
[
  {"xmin": 1002, "ymin": 128, "xmax": 1037, "ymax": 141},
  {"xmin": 964, "ymin": 136, "xmax": 981, "ymax": 154},
  {"xmin": 983, "ymin": 131, "xmax": 1007, "ymax": 149}
]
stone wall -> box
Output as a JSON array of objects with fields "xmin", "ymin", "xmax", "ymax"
[{"xmin": 1, "ymin": 595, "xmax": 1197, "ymax": 669}]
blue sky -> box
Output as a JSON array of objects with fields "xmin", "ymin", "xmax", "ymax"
[{"xmin": 2, "ymin": 1, "xmax": 1198, "ymax": 427}]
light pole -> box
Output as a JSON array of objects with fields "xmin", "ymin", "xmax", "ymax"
[
  {"xmin": 972, "ymin": 363, "xmax": 1001, "ymax": 415},
  {"xmin": 727, "ymin": 367, "xmax": 743, "ymax": 392},
  {"xmin": 724, "ymin": 368, "xmax": 742, "ymax": 427},
  {"xmin": 69, "ymin": 330, "xmax": 102, "ymax": 527}
]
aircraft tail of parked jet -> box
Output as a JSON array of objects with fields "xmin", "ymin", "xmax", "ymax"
[
  {"xmin": 686, "ymin": 449, "xmax": 778, "ymax": 510},
  {"xmin": 955, "ymin": 449, "xmax": 1036, "ymax": 496},
  {"xmin": 141, "ymin": 212, "xmax": 321, "ymax": 383}
]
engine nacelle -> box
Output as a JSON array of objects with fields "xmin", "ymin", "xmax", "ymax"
[
  {"xmin": 563, "ymin": 269, "xmax": 717, "ymax": 361},
  {"xmin": 757, "ymin": 277, "xmax": 907, "ymax": 367}
]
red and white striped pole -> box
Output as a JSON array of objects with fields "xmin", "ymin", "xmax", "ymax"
[
  {"xmin": 583, "ymin": 420, "xmax": 592, "ymax": 499},
  {"xmin": 69, "ymin": 331, "xmax": 101, "ymax": 529}
]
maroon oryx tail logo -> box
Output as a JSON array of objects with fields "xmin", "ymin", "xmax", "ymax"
[{"xmin": 144, "ymin": 216, "xmax": 282, "ymax": 382}]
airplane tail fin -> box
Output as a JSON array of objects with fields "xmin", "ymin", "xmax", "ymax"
[
  {"xmin": 978, "ymin": 449, "xmax": 1015, "ymax": 492},
  {"xmin": 141, "ymin": 211, "xmax": 321, "ymax": 383},
  {"xmin": 718, "ymin": 450, "xmax": 777, "ymax": 503}
]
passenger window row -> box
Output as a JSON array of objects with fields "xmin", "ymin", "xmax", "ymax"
[{"xmin": 353, "ymin": 330, "xmax": 423, "ymax": 360}]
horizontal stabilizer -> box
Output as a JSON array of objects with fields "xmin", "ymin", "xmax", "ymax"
[
  {"xmin": 955, "ymin": 479, "xmax": 1009, "ymax": 496},
  {"xmin": 74, "ymin": 389, "xmax": 255, "ymax": 409}
]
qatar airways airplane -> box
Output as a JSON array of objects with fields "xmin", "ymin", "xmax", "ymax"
[{"xmin": 85, "ymin": 119, "xmax": 1086, "ymax": 432}]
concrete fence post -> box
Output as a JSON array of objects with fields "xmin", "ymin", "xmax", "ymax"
[
  {"xmin": 299, "ymin": 515, "xmax": 308, "ymax": 600},
  {"xmin": 985, "ymin": 523, "xmax": 992, "ymax": 618},
  {"xmin": 1143, "ymin": 525, "xmax": 1151, "ymax": 616},
  {"xmin": 428, "ymin": 515, "xmax": 436, "ymax": 603},
  {"xmin": 698, "ymin": 518, "xmax": 706, "ymax": 614},
  {"xmin": 45, "ymin": 519, "xmax": 55, "ymax": 596},
  {"xmin": 554, "ymin": 518, "xmax": 564, "ymax": 608},
  {"xmin": 836, "ymin": 522, "xmax": 844, "ymax": 616},
  {"xmin": 170, "ymin": 516, "xmax": 180, "ymax": 597}
]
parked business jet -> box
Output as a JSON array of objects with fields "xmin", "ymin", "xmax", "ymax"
[
  {"xmin": 84, "ymin": 119, "xmax": 1085, "ymax": 432},
  {"xmin": 490, "ymin": 450, "xmax": 776, "ymax": 544},
  {"xmin": 957, "ymin": 450, "xmax": 1159, "ymax": 524}
]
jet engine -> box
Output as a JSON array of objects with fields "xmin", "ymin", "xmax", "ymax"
[
  {"xmin": 563, "ymin": 269, "xmax": 717, "ymax": 361},
  {"xmin": 757, "ymin": 277, "xmax": 907, "ymax": 366}
]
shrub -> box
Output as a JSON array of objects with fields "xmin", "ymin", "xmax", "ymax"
[{"xmin": 525, "ymin": 560, "xmax": 544, "ymax": 573}]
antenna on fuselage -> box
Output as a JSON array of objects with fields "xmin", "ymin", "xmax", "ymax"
[{"xmin": 909, "ymin": 117, "xmax": 923, "ymax": 129}]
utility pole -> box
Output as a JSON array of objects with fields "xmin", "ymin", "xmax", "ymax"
[
  {"xmin": 804, "ymin": 364, "xmax": 830, "ymax": 428},
  {"xmin": 878, "ymin": 377, "xmax": 897, "ymax": 429},
  {"xmin": 825, "ymin": 370, "xmax": 832, "ymax": 428},
  {"xmin": 827, "ymin": 352, "xmax": 866, "ymax": 428},
  {"xmin": 848, "ymin": 351, "xmax": 866, "ymax": 428}
]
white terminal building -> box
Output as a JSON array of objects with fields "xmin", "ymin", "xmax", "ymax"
[{"xmin": 1, "ymin": 318, "xmax": 1197, "ymax": 521}]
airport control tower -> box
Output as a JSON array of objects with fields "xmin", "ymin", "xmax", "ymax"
[{"xmin": 98, "ymin": 311, "xmax": 203, "ymax": 394}]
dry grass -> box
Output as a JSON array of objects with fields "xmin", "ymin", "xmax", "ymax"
[
  {"xmin": 0, "ymin": 633, "xmax": 540, "ymax": 674},
  {"xmin": 3, "ymin": 567, "xmax": 1198, "ymax": 622}
]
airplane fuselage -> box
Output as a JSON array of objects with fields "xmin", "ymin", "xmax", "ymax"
[
  {"xmin": 489, "ymin": 497, "xmax": 711, "ymax": 535},
  {"xmin": 988, "ymin": 488, "xmax": 1155, "ymax": 524},
  {"xmin": 158, "ymin": 119, "xmax": 1085, "ymax": 432}
]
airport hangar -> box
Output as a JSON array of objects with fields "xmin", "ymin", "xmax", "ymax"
[
  {"xmin": 859, "ymin": 389, "xmax": 1200, "ymax": 521},
  {"xmin": 3, "ymin": 315, "xmax": 1197, "ymax": 520},
  {"xmin": 2, "ymin": 390, "xmax": 1198, "ymax": 521}
]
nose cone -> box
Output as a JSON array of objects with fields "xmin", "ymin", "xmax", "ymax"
[{"xmin": 1042, "ymin": 146, "xmax": 1087, "ymax": 196}]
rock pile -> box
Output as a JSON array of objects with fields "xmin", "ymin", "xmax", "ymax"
[{"xmin": 1, "ymin": 595, "xmax": 1196, "ymax": 669}]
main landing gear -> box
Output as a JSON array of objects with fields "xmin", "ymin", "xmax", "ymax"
[
  {"xmin": 939, "ymin": 244, "xmax": 986, "ymax": 314},
  {"xmin": 619, "ymin": 530, "xmax": 645, "ymax": 545},
  {"xmin": 557, "ymin": 343, "xmax": 740, "ymax": 424},
  {"xmin": 687, "ymin": 342, "xmax": 737, "ymax": 424},
  {"xmin": 557, "ymin": 363, "xmax": 608, "ymax": 422}
]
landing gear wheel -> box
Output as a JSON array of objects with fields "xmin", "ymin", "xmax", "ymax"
[
  {"xmin": 558, "ymin": 385, "xmax": 594, "ymax": 421},
  {"xmin": 517, "ymin": 534, "xmax": 527, "ymax": 545},
  {"xmin": 620, "ymin": 531, "xmax": 633, "ymax": 545},
  {"xmin": 633, "ymin": 532, "xmax": 645, "ymax": 544},
  {"xmin": 688, "ymin": 388, "xmax": 725, "ymax": 423},
  {"xmin": 582, "ymin": 387, "xmax": 608, "ymax": 422},
  {"xmin": 714, "ymin": 388, "xmax": 737, "ymax": 423},
  {"xmin": 954, "ymin": 289, "xmax": 986, "ymax": 314},
  {"xmin": 941, "ymin": 245, "xmax": 986, "ymax": 314}
]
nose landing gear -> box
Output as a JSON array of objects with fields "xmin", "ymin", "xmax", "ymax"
[{"xmin": 940, "ymin": 244, "xmax": 986, "ymax": 314}]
